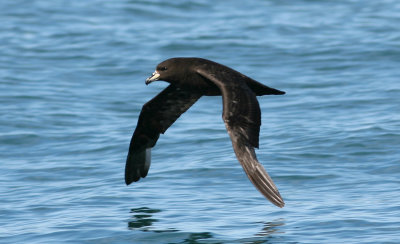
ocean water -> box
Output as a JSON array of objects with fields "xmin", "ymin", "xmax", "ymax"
[{"xmin": 1, "ymin": 0, "xmax": 399, "ymax": 243}]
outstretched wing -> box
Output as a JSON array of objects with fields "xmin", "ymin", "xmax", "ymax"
[
  {"xmin": 196, "ymin": 68, "xmax": 285, "ymax": 207},
  {"xmin": 126, "ymin": 85, "xmax": 202, "ymax": 185}
]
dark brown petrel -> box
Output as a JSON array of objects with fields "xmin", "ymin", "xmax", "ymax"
[{"xmin": 125, "ymin": 57, "xmax": 286, "ymax": 207}]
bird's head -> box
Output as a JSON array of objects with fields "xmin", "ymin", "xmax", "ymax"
[{"xmin": 145, "ymin": 58, "xmax": 193, "ymax": 85}]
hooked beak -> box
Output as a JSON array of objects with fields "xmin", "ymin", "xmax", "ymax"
[{"xmin": 145, "ymin": 71, "xmax": 160, "ymax": 85}]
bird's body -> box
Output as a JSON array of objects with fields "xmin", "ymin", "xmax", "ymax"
[{"xmin": 125, "ymin": 57, "xmax": 286, "ymax": 207}]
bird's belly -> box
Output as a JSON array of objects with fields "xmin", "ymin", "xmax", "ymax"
[
  {"xmin": 203, "ymin": 88, "xmax": 221, "ymax": 96},
  {"xmin": 179, "ymin": 78, "xmax": 221, "ymax": 96},
  {"xmin": 196, "ymin": 78, "xmax": 221, "ymax": 96}
]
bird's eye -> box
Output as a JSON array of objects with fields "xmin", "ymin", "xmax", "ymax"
[{"xmin": 159, "ymin": 66, "xmax": 167, "ymax": 71}]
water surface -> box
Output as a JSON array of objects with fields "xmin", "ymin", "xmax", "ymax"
[{"xmin": 1, "ymin": 0, "xmax": 399, "ymax": 243}]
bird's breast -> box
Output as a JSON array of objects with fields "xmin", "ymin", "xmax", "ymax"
[{"xmin": 175, "ymin": 75, "xmax": 221, "ymax": 96}]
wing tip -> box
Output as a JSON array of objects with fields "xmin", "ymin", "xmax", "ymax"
[
  {"xmin": 271, "ymin": 188, "xmax": 285, "ymax": 208},
  {"xmin": 125, "ymin": 177, "xmax": 133, "ymax": 186},
  {"xmin": 124, "ymin": 171, "xmax": 141, "ymax": 185},
  {"xmin": 273, "ymin": 198, "xmax": 285, "ymax": 208},
  {"xmin": 262, "ymin": 188, "xmax": 285, "ymax": 208},
  {"xmin": 125, "ymin": 148, "xmax": 151, "ymax": 186},
  {"xmin": 232, "ymin": 143, "xmax": 285, "ymax": 208}
]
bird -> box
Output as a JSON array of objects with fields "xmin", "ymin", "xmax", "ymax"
[{"xmin": 125, "ymin": 57, "xmax": 286, "ymax": 207}]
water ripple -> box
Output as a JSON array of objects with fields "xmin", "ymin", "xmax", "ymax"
[{"xmin": 1, "ymin": 0, "xmax": 400, "ymax": 243}]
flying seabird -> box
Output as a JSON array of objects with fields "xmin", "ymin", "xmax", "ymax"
[{"xmin": 125, "ymin": 57, "xmax": 286, "ymax": 207}]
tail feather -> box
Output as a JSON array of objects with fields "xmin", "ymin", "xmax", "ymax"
[
  {"xmin": 246, "ymin": 79, "xmax": 285, "ymax": 96},
  {"xmin": 263, "ymin": 87, "xmax": 285, "ymax": 95}
]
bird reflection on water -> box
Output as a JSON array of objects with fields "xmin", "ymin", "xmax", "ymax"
[
  {"xmin": 127, "ymin": 207, "xmax": 285, "ymax": 243},
  {"xmin": 256, "ymin": 219, "xmax": 285, "ymax": 237},
  {"xmin": 128, "ymin": 207, "xmax": 164, "ymax": 231}
]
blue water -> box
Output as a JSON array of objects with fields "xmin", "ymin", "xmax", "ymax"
[{"xmin": 1, "ymin": 0, "xmax": 399, "ymax": 243}]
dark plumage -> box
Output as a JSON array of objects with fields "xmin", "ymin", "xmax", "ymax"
[{"xmin": 125, "ymin": 57, "xmax": 286, "ymax": 207}]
